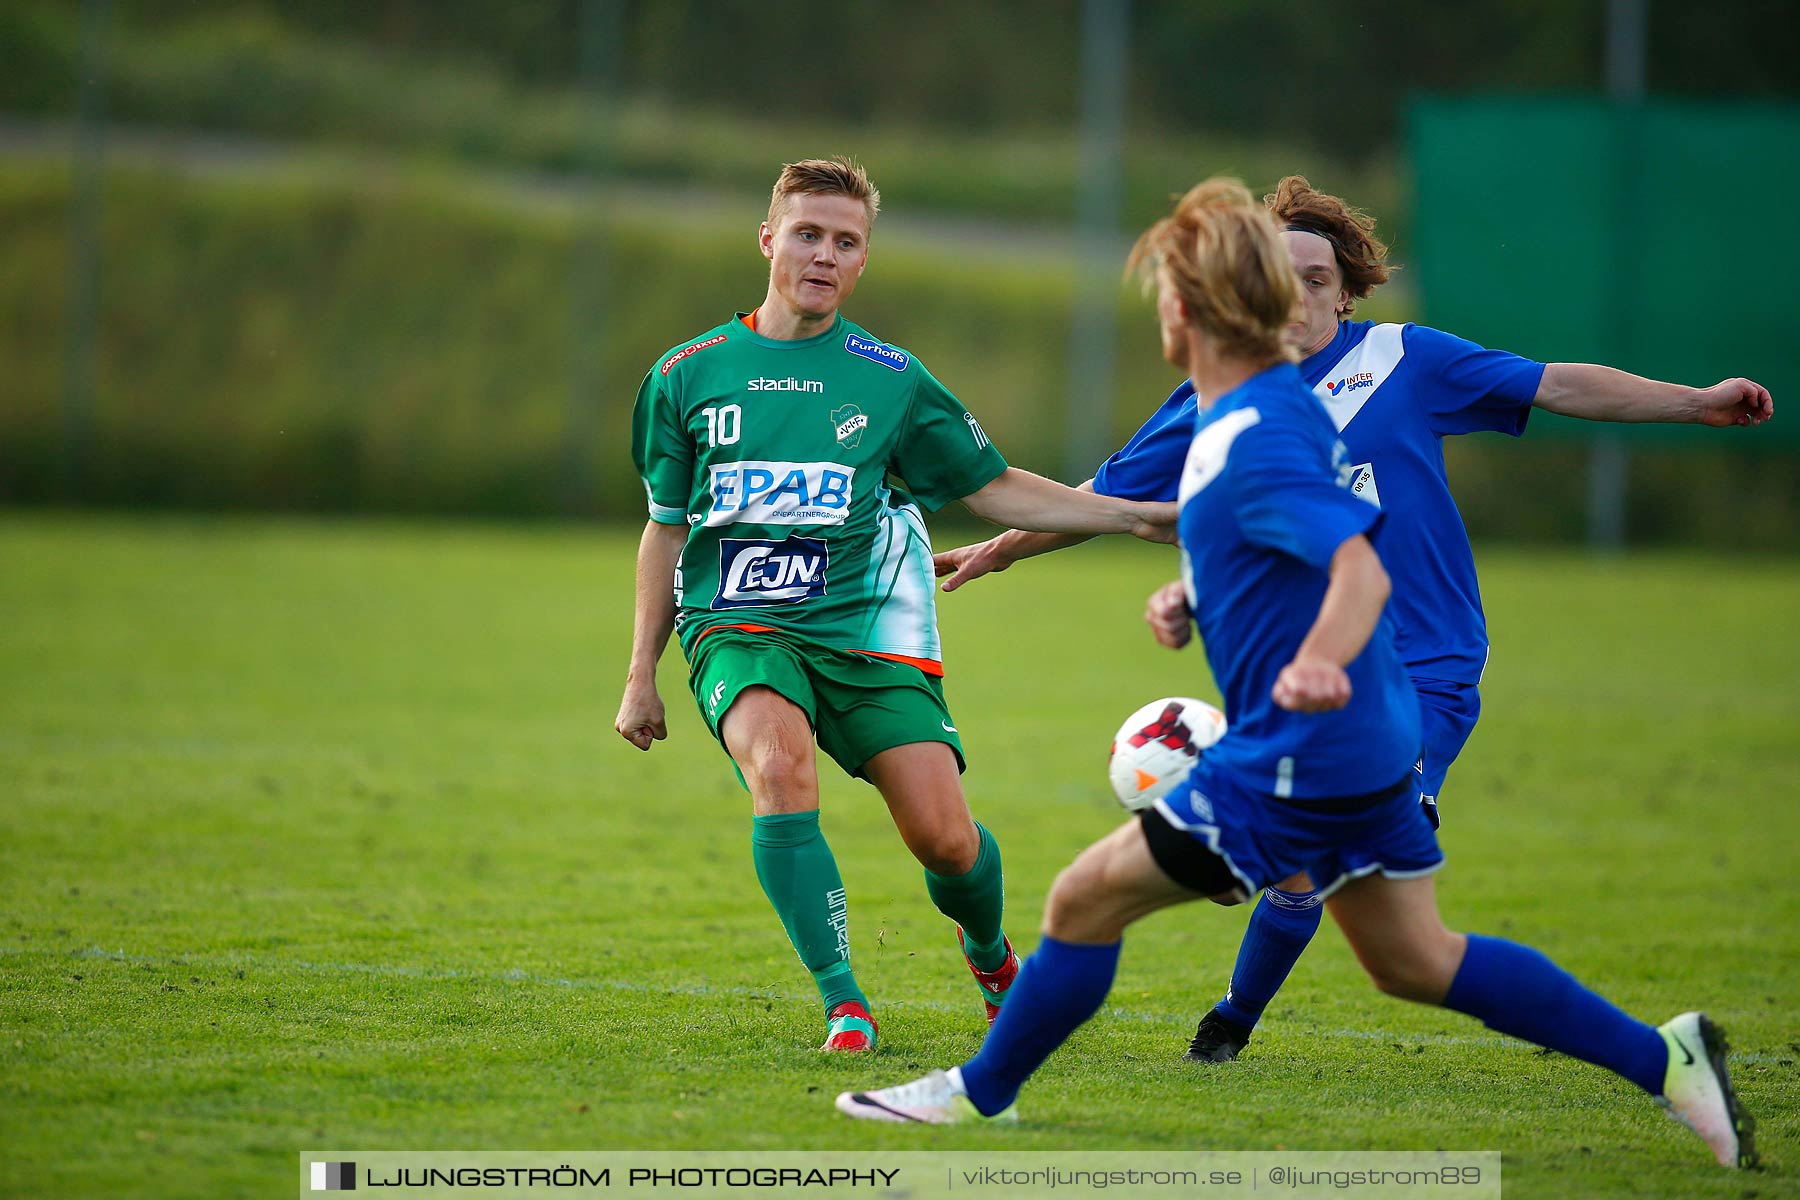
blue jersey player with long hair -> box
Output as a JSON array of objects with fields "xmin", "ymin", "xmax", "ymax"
[
  {"xmin": 934, "ymin": 175, "xmax": 1773, "ymax": 1064},
  {"xmin": 835, "ymin": 178, "xmax": 1755, "ymax": 1170}
]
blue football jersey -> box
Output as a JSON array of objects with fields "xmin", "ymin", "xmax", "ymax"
[
  {"xmin": 1094, "ymin": 321, "xmax": 1543, "ymax": 684},
  {"xmin": 1176, "ymin": 362, "xmax": 1420, "ymax": 800}
]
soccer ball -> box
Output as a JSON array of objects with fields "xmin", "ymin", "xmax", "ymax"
[{"xmin": 1107, "ymin": 696, "xmax": 1227, "ymax": 811}]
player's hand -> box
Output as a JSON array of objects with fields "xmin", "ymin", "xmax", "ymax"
[
  {"xmin": 1694, "ymin": 378, "xmax": 1773, "ymax": 428},
  {"xmin": 614, "ymin": 679, "xmax": 668, "ymax": 751},
  {"xmin": 1129, "ymin": 502, "xmax": 1180, "ymax": 545},
  {"xmin": 934, "ymin": 540, "xmax": 1012, "ymax": 592},
  {"xmin": 1144, "ymin": 580, "xmax": 1193, "ymax": 650},
  {"xmin": 1272, "ymin": 656, "xmax": 1351, "ymax": 712}
]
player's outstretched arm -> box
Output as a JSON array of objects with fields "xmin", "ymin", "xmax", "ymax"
[
  {"xmin": 1272, "ymin": 535, "xmax": 1390, "ymax": 714},
  {"xmin": 1534, "ymin": 364, "xmax": 1774, "ymax": 428},
  {"xmin": 615, "ymin": 520, "xmax": 685, "ymax": 751},
  {"xmin": 935, "ymin": 479, "xmax": 1102, "ymax": 592},
  {"xmin": 957, "ymin": 467, "xmax": 1176, "ymax": 544}
]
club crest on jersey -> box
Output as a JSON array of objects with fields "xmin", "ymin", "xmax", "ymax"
[
  {"xmin": 715, "ymin": 537, "xmax": 829, "ymax": 609},
  {"xmin": 830, "ymin": 404, "xmax": 868, "ymax": 449},
  {"xmin": 660, "ymin": 334, "xmax": 727, "ymax": 375},
  {"xmin": 844, "ymin": 333, "xmax": 909, "ymax": 372},
  {"xmin": 705, "ymin": 460, "xmax": 853, "ymax": 526}
]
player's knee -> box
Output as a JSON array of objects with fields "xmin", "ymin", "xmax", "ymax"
[
  {"xmin": 1361, "ymin": 952, "xmax": 1453, "ymax": 1003},
  {"xmin": 738, "ymin": 740, "xmax": 816, "ymax": 800},
  {"xmin": 1042, "ymin": 858, "xmax": 1113, "ymax": 940},
  {"xmin": 913, "ymin": 820, "xmax": 978, "ymax": 875}
]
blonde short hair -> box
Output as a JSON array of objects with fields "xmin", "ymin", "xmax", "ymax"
[
  {"xmin": 767, "ymin": 156, "xmax": 881, "ymax": 232},
  {"xmin": 1129, "ymin": 178, "xmax": 1297, "ymax": 363}
]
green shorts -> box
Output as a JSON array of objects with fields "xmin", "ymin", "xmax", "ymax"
[{"xmin": 685, "ymin": 625, "xmax": 966, "ymax": 780}]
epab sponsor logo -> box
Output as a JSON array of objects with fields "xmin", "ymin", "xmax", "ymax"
[
  {"xmin": 1325, "ymin": 371, "xmax": 1375, "ymax": 396},
  {"xmin": 716, "ymin": 537, "xmax": 829, "ymax": 608},
  {"xmin": 706, "ymin": 460, "xmax": 853, "ymax": 526},
  {"xmin": 747, "ymin": 377, "xmax": 824, "ymax": 393},
  {"xmin": 660, "ymin": 334, "xmax": 728, "ymax": 375},
  {"xmin": 844, "ymin": 333, "xmax": 909, "ymax": 372}
]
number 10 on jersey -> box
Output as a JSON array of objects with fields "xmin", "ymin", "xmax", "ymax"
[{"xmin": 702, "ymin": 405, "xmax": 742, "ymax": 447}]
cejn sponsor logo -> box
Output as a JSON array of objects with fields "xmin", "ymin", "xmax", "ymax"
[
  {"xmin": 659, "ymin": 334, "xmax": 727, "ymax": 375},
  {"xmin": 1325, "ymin": 371, "xmax": 1375, "ymax": 396},
  {"xmin": 844, "ymin": 333, "xmax": 909, "ymax": 371},
  {"xmin": 705, "ymin": 460, "xmax": 853, "ymax": 526},
  {"xmin": 715, "ymin": 537, "xmax": 829, "ymax": 609},
  {"xmin": 747, "ymin": 377, "xmax": 824, "ymax": 393}
]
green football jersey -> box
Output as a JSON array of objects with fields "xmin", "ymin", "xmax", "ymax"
[{"xmin": 632, "ymin": 312, "xmax": 1008, "ymax": 672}]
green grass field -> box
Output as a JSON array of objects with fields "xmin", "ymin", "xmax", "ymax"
[{"xmin": 2, "ymin": 515, "xmax": 1796, "ymax": 1199}]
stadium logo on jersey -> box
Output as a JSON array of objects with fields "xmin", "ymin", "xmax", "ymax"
[
  {"xmin": 1313, "ymin": 323, "xmax": 1406, "ymax": 431},
  {"xmin": 844, "ymin": 333, "xmax": 910, "ymax": 372},
  {"xmin": 715, "ymin": 537, "xmax": 829, "ymax": 609},
  {"xmin": 830, "ymin": 404, "xmax": 868, "ymax": 449},
  {"xmin": 705, "ymin": 460, "xmax": 854, "ymax": 526},
  {"xmin": 660, "ymin": 334, "xmax": 728, "ymax": 375},
  {"xmin": 963, "ymin": 412, "xmax": 990, "ymax": 450},
  {"xmin": 747, "ymin": 377, "xmax": 824, "ymax": 393}
]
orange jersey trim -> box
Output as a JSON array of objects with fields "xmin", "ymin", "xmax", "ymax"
[
  {"xmin": 853, "ymin": 649, "xmax": 945, "ymax": 677},
  {"xmin": 691, "ymin": 624, "xmax": 946, "ymax": 678}
]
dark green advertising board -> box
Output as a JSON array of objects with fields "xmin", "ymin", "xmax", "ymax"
[{"xmin": 1409, "ymin": 96, "xmax": 1798, "ymax": 444}]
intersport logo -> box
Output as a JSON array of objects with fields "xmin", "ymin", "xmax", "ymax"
[{"xmin": 1325, "ymin": 371, "xmax": 1375, "ymax": 396}]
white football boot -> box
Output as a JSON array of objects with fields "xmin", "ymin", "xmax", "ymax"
[
  {"xmin": 835, "ymin": 1068, "xmax": 1016, "ymax": 1125},
  {"xmin": 1656, "ymin": 1011, "xmax": 1757, "ymax": 1168}
]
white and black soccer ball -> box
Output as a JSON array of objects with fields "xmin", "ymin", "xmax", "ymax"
[{"xmin": 1107, "ymin": 696, "xmax": 1227, "ymax": 811}]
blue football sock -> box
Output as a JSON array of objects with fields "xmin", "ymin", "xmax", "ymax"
[
  {"xmin": 1443, "ymin": 933, "xmax": 1669, "ymax": 1095},
  {"xmin": 1214, "ymin": 886, "xmax": 1322, "ymax": 1027},
  {"xmin": 958, "ymin": 936, "xmax": 1120, "ymax": 1116}
]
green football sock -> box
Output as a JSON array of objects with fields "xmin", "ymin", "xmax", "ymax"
[
  {"xmin": 925, "ymin": 821, "xmax": 1008, "ymax": 971},
  {"xmin": 750, "ymin": 811, "xmax": 867, "ymax": 1015}
]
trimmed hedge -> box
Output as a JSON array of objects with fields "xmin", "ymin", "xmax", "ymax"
[
  {"xmin": 3, "ymin": 162, "xmax": 1792, "ymax": 546},
  {"xmin": 0, "ymin": 162, "xmax": 1183, "ymax": 515}
]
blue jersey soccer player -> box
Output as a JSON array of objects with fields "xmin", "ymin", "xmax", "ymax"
[
  {"xmin": 835, "ymin": 179, "xmax": 1756, "ymax": 1170},
  {"xmin": 934, "ymin": 176, "xmax": 1773, "ymax": 1063}
]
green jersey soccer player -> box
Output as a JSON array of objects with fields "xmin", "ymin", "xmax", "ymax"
[{"xmin": 614, "ymin": 157, "xmax": 1173, "ymax": 1052}]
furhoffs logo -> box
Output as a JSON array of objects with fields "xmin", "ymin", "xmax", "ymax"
[
  {"xmin": 830, "ymin": 404, "xmax": 868, "ymax": 449},
  {"xmin": 311, "ymin": 1162, "xmax": 356, "ymax": 1191},
  {"xmin": 844, "ymin": 333, "xmax": 909, "ymax": 371}
]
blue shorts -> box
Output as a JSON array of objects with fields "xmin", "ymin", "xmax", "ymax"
[
  {"xmin": 1412, "ymin": 677, "xmax": 1480, "ymax": 827},
  {"xmin": 1152, "ymin": 757, "xmax": 1445, "ymax": 899}
]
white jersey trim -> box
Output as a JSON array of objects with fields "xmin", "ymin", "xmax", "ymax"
[
  {"xmin": 1312, "ymin": 322, "xmax": 1406, "ymax": 432},
  {"xmin": 1177, "ymin": 406, "xmax": 1263, "ymax": 509}
]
